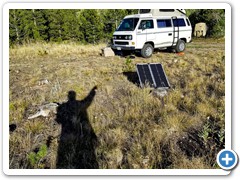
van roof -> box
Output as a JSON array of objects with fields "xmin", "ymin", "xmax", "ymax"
[
  {"xmin": 139, "ymin": 9, "xmax": 186, "ymax": 16},
  {"xmin": 124, "ymin": 13, "xmax": 187, "ymax": 19},
  {"xmin": 124, "ymin": 14, "xmax": 152, "ymax": 19}
]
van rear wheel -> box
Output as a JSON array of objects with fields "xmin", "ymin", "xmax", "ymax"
[
  {"xmin": 141, "ymin": 44, "xmax": 153, "ymax": 58},
  {"xmin": 175, "ymin": 40, "xmax": 185, "ymax": 53}
]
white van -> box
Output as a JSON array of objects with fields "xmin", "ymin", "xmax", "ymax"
[{"xmin": 111, "ymin": 9, "xmax": 192, "ymax": 58}]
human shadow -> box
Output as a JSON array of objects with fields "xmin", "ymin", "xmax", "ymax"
[{"xmin": 55, "ymin": 86, "xmax": 99, "ymax": 169}]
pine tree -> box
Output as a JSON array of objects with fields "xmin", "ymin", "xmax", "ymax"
[
  {"xmin": 31, "ymin": 9, "xmax": 48, "ymax": 41},
  {"xmin": 61, "ymin": 10, "xmax": 82, "ymax": 41},
  {"xmin": 79, "ymin": 9, "xmax": 104, "ymax": 43},
  {"xmin": 9, "ymin": 9, "xmax": 49, "ymax": 44},
  {"xmin": 9, "ymin": 9, "xmax": 21, "ymax": 44},
  {"xmin": 45, "ymin": 10, "xmax": 65, "ymax": 42},
  {"xmin": 20, "ymin": 10, "xmax": 35, "ymax": 42},
  {"xmin": 9, "ymin": 9, "xmax": 28, "ymax": 44}
]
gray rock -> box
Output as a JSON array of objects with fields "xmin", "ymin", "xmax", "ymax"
[
  {"xmin": 102, "ymin": 47, "xmax": 115, "ymax": 57},
  {"xmin": 38, "ymin": 79, "xmax": 49, "ymax": 85},
  {"xmin": 152, "ymin": 89, "xmax": 168, "ymax": 97}
]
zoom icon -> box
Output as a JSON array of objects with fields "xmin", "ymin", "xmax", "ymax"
[{"xmin": 217, "ymin": 149, "xmax": 238, "ymax": 170}]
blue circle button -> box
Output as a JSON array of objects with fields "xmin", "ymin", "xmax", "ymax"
[{"xmin": 217, "ymin": 149, "xmax": 238, "ymax": 170}]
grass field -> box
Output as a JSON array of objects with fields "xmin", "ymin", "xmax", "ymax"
[{"xmin": 9, "ymin": 38, "xmax": 225, "ymax": 169}]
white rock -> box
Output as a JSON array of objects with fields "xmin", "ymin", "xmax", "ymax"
[
  {"xmin": 152, "ymin": 89, "xmax": 168, "ymax": 97},
  {"xmin": 102, "ymin": 47, "xmax": 115, "ymax": 57},
  {"xmin": 38, "ymin": 79, "xmax": 49, "ymax": 85}
]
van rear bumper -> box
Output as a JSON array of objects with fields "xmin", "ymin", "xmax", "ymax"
[{"xmin": 111, "ymin": 45, "xmax": 135, "ymax": 51}]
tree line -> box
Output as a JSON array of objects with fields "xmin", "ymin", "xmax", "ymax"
[{"xmin": 9, "ymin": 9, "xmax": 225, "ymax": 45}]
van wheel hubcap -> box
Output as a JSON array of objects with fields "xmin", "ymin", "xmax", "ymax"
[
  {"xmin": 179, "ymin": 42, "xmax": 185, "ymax": 51},
  {"xmin": 145, "ymin": 47, "xmax": 153, "ymax": 56}
]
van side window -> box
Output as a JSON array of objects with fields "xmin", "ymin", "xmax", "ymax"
[
  {"xmin": 138, "ymin": 20, "xmax": 154, "ymax": 29},
  {"xmin": 173, "ymin": 18, "xmax": 186, "ymax": 27},
  {"xmin": 157, "ymin": 19, "xmax": 172, "ymax": 28}
]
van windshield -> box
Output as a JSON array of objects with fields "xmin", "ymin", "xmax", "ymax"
[{"xmin": 116, "ymin": 18, "xmax": 139, "ymax": 31}]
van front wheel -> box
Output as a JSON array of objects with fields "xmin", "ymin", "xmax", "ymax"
[
  {"xmin": 141, "ymin": 44, "xmax": 153, "ymax": 58},
  {"xmin": 175, "ymin": 40, "xmax": 185, "ymax": 53}
]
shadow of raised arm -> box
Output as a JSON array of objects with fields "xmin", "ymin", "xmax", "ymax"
[
  {"xmin": 80, "ymin": 86, "xmax": 97, "ymax": 109},
  {"xmin": 55, "ymin": 86, "xmax": 99, "ymax": 169}
]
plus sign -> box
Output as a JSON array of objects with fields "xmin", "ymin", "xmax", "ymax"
[
  {"xmin": 217, "ymin": 150, "xmax": 238, "ymax": 170},
  {"xmin": 222, "ymin": 153, "xmax": 233, "ymax": 165}
]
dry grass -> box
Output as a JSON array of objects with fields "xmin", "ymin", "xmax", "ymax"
[{"xmin": 9, "ymin": 39, "xmax": 225, "ymax": 169}]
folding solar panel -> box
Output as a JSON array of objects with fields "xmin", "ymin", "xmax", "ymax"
[
  {"xmin": 136, "ymin": 63, "xmax": 170, "ymax": 89},
  {"xmin": 136, "ymin": 64, "xmax": 154, "ymax": 87}
]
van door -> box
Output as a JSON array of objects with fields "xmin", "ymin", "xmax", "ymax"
[
  {"xmin": 136, "ymin": 19, "xmax": 156, "ymax": 49},
  {"xmin": 155, "ymin": 19, "xmax": 173, "ymax": 48}
]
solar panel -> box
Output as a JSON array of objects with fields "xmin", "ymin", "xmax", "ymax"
[
  {"xmin": 136, "ymin": 64, "xmax": 154, "ymax": 87},
  {"xmin": 136, "ymin": 63, "xmax": 170, "ymax": 89},
  {"xmin": 149, "ymin": 64, "xmax": 170, "ymax": 88}
]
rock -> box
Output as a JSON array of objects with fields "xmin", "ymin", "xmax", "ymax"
[
  {"xmin": 152, "ymin": 89, "xmax": 168, "ymax": 97},
  {"xmin": 101, "ymin": 47, "xmax": 115, "ymax": 57},
  {"xmin": 38, "ymin": 79, "xmax": 49, "ymax": 86}
]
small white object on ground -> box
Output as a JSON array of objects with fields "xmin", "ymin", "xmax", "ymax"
[{"xmin": 28, "ymin": 103, "xmax": 59, "ymax": 119}]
